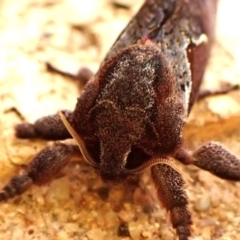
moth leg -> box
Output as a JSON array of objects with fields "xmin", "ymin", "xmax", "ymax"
[
  {"xmin": 46, "ymin": 62, "xmax": 94, "ymax": 88},
  {"xmin": 151, "ymin": 164, "xmax": 192, "ymax": 240},
  {"xmin": 176, "ymin": 142, "xmax": 240, "ymax": 181},
  {"xmin": 15, "ymin": 110, "xmax": 72, "ymax": 140},
  {"xmin": 0, "ymin": 143, "xmax": 80, "ymax": 201},
  {"xmin": 197, "ymin": 84, "xmax": 239, "ymax": 100}
]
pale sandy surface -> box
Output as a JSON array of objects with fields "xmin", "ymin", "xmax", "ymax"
[{"xmin": 0, "ymin": 0, "xmax": 240, "ymax": 239}]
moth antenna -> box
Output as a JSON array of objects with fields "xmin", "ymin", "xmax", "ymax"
[
  {"xmin": 58, "ymin": 111, "xmax": 97, "ymax": 167},
  {"xmin": 124, "ymin": 157, "xmax": 193, "ymax": 183}
]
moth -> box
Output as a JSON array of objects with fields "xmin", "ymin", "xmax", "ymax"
[{"xmin": 1, "ymin": 0, "xmax": 239, "ymax": 239}]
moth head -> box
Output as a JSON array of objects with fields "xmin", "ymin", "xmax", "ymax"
[{"xmin": 91, "ymin": 40, "xmax": 178, "ymax": 183}]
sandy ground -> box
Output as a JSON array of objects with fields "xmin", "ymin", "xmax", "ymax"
[{"xmin": 0, "ymin": 0, "xmax": 240, "ymax": 239}]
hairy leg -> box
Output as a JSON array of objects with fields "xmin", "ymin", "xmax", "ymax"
[
  {"xmin": 0, "ymin": 143, "xmax": 81, "ymax": 201},
  {"xmin": 151, "ymin": 164, "xmax": 192, "ymax": 240},
  {"xmin": 15, "ymin": 110, "xmax": 73, "ymax": 140},
  {"xmin": 46, "ymin": 62, "xmax": 94, "ymax": 88},
  {"xmin": 175, "ymin": 142, "xmax": 240, "ymax": 181},
  {"xmin": 197, "ymin": 84, "xmax": 239, "ymax": 100}
]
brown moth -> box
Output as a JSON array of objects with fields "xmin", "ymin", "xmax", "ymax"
[{"xmin": 1, "ymin": 1, "xmax": 240, "ymax": 239}]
